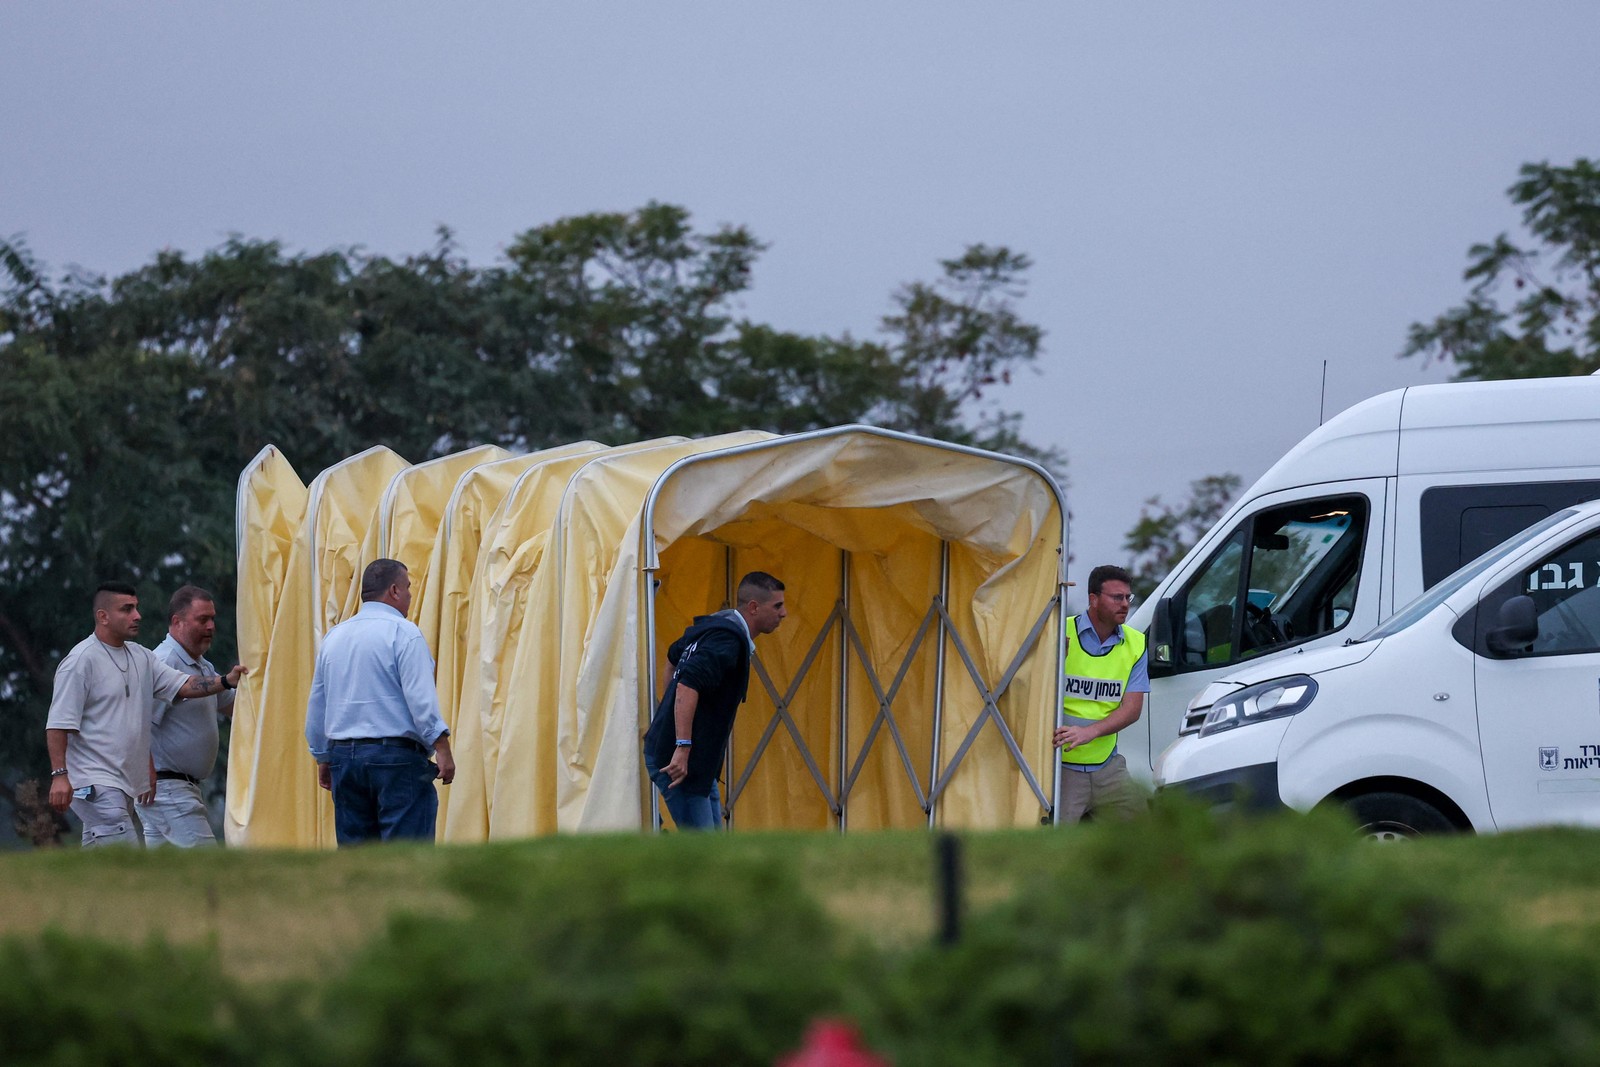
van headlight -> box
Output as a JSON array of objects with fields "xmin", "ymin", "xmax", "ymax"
[{"xmin": 1198, "ymin": 675, "xmax": 1318, "ymax": 738}]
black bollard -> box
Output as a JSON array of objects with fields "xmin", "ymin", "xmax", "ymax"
[{"xmin": 936, "ymin": 832, "xmax": 963, "ymax": 946}]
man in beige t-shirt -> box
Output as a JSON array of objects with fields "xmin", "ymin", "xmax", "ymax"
[{"xmin": 46, "ymin": 581, "xmax": 247, "ymax": 848}]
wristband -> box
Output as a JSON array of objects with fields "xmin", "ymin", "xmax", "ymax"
[
  {"xmin": 674, "ymin": 739, "xmax": 693, "ymax": 747},
  {"xmin": 50, "ymin": 767, "xmax": 69, "ymax": 777},
  {"xmin": 221, "ymin": 675, "xmax": 235, "ymax": 690}
]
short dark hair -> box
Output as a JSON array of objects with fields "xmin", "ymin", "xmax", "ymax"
[
  {"xmin": 1087, "ymin": 565, "xmax": 1133, "ymax": 597},
  {"xmin": 168, "ymin": 584, "xmax": 215, "ymax": 623},
  {"xmin": 361, "ymin": 559, "xmax": 409, "ymax": 601},
  {"xmin": 736, "ymin": 571, "xmax": 784, "ymax": 605},
  {"xmin": 93, "ymin": 581, "xmax": 138, "ymax": 614}
]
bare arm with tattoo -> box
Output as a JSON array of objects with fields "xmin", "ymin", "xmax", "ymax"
[{"xmin": 175, "ymin": 664, "xmax": 248, "ymax": 701}]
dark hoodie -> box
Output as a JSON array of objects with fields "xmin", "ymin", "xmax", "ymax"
[{"xmin": 643, "ymin": 610, "xmax": 752, "ymax": 796}]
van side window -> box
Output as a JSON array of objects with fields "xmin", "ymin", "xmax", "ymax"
[
  {"xmin": 1171, "ymin": 496, "xmax": 1369, "ymax": 672},
  {"xmin": 1420, "ymin": 480, "xmax": 1600, "ymax": 589},
  {"xmin": 1485, "ymin": 530, "xmax": 1600, "ymax": 656}
]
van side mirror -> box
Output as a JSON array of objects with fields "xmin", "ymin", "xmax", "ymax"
[
  {"xmin": 1485, "ymin": 595, "xmax": 1538, "ymax": 656},
  {"xmin": 1149, "ymin": 597, "xmax": 1176, "ymax": 678}
]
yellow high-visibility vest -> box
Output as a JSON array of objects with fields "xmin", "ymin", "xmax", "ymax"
[{"xmin": 1060, "ymin": 616, "xmax": 1145, "ymax": 766}]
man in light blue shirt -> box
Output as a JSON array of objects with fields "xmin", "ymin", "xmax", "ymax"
[{"xmin": 305, "ymin": 558, "xmax": 454, "ymax": 845}]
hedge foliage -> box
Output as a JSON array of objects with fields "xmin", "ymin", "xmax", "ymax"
[
  {"xmin": 312, "ymin": 842, "xmax": 844, "ymax": 1066},
  {"xmin": 854, "ymin": 803, "xmax": 1600, "ymax": 1066},
  {"xmin": 4, "ymin": 806, "xmax": 1599, "ymax": 1065},
  {"xmin": 0, "ymin": 931, "xmax": 235, "ymax": 1065}
]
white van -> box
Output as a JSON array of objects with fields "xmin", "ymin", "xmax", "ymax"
[
  {"xmin": 1122, "ymin": 375, "xmax": 1600, "ymax": 784},
  {"xmin": 1153, "ymin": 497, "xmax": 1600, "ymax": 835}
]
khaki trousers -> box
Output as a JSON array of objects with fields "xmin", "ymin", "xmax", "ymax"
[{"xmin": 1058, "ymin": 752, "xmax": 1146, "ymax": 824}]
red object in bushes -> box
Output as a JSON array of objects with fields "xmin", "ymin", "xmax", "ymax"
[{"xmin": 775, "ymin": 1019, "xmax": 890, "ymax": 1067}]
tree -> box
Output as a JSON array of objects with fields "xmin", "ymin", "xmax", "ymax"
[
  {"xmin": 0, "ymin": 208, "xmax": 1058, "ymax": 843},
  {"xmin": 1122, "ymin": 474, "xmax": 1242, "ymax": 599},
  {"xmin": 1402, "ymin": 158, "xmax": 1600, "ymax": 379},
  {"xmin": 878, "ymin": 245, "xmax": 1063, "ymax": 470},
  {"xmin": 494, "ymin": 203, "xmax": 765, "ymax": 442}
]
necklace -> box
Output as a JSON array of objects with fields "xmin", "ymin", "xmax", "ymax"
[{"xmin": 100, "ymin": 640, "xmax": 132, "ymax": 697}]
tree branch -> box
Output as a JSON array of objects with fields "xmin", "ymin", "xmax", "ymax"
[{"xmin": 0, "ymin": 605, "xmax": 51, "ymax": 697}]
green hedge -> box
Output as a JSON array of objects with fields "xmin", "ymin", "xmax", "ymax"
[
  {"xmin": 854, "ymin": 803, "xmax": 1600, "ymax": 1066},
  {"xmin": 5, "ymin": 808, "xmax": 1600, "ymax": 1065},
  {"xmin": 0, "ymin": 931, "xmax": 235, "ymax": 1065},
  {"xmin": 309, "ymin": 841, "xmax": 843, "ymax": 1066}
]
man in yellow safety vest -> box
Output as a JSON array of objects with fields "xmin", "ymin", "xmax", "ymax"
[{"xmin": 1055, "ymin": 564, "xmax": 1148, "ymax": 823}]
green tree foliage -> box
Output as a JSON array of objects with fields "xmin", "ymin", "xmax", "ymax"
[
  {"xmin": 880, "ymin": 245, "xmax": 1055, "ymax": 463},
  {"xmin": 1122, "ymin": 473, "xmax": 1241, "ymax": 598},
  {"xmin": 0, "ymin": 206, "xmax": 1056, "ymax": 840},
  {"xmin": 1403, "ymin": 158, "xmax": 1600, "ymax": 378}
]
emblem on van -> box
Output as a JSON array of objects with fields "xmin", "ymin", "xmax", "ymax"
[{"xmin": 1540, "ymin": 747, "xmax": 1560, "ymax": 772}]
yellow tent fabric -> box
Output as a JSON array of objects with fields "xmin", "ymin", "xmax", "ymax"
[
  {"xmin": 313, "ymin": 447, "xmax": 411, "ymax": 638},
  {"xmin": 421, "ymin": 442, "xmax": 605, "ymax": 836},
  {"xmin": 231, "ymin": 427, "xmax": 1066, "ymax": 845},
  {"xmin": 229, "ymin": 445, "xmax": 408, "ymax": 847},
  {"xmin": 490, "ymin": 431, "xmax": 775, "ymax": 837},
  {"xmin": 564, "ymin": 427, "xmax": 1065, "ymax": 831},
  {"xmin": 431, "ymin": 441, "xmax": 609, "ymax": 840},
  {"xmin": 226, "ymin": 446, "xmax": 307, "ymax": 844},
  {"xmin": 453, "ymin": 437, "xmax": 692, "ymax": 840},
  {"xmin": 359, "ymin": 444, "xmax": 511, "ymax": 629},
  {"xmin": 417, "ymin": 443, "xmax": 601, "ymax": 665}
]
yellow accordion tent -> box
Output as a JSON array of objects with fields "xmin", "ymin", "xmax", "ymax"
[{"xmin": 229, "ymin": 426, "xmax": 1068, "ymax": 845}]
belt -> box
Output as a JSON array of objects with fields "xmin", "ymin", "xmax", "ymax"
[
  {"xmin": 330, "ymin": 736, "xmax": 429, "ymax": 755},
  {"xmin": 156, "ymin": 770, "xmax": 202, "ymax": 785}
]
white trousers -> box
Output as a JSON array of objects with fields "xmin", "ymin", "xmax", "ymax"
[{"xmin": 140, "ymin": 778, "xmax": 218, "ymax": 847}]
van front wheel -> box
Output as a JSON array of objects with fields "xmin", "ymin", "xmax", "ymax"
[{"xmin": 1342, "ymin": 792, "xmax": 1455, "ymax": 841}]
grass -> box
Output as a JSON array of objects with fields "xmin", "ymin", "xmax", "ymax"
[
  {"xmin": 1399, "ymin": 827, "xmax": 1600, "ymax": 950},
  {"xmin": 4, "ymin": 820, "xmax": 1600, "ymax": 984},
  {"xmin": 0, "ymin": 845, "xmax": 462, "ymax": 983}
]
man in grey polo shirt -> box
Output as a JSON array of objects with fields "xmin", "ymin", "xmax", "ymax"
[{"xmin": 144, "ymin": 584, "xmax": 235, "ymax": 847}]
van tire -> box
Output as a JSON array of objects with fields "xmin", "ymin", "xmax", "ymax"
[{"xmin": 1342, "ymin": 792, "xmax": 1455, "ymax": 841}]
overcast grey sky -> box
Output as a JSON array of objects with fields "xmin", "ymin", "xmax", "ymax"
[{"xmin": 5, "ymin": 4, "xmax": 1598, "ymax": 592}]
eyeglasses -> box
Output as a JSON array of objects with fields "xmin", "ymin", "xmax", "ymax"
[{"xmin": 1096, "ymin": 592, "xmax": 1136, "ymax": 604}]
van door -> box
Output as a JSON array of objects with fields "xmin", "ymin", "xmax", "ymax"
[
  {"xmin": 1143, "ymin": 480, "xmax": 1388, "ymax": 764},
  {"xmin": 1471, "ymin": 524, "xmax": 1600, "ymax": 829}
]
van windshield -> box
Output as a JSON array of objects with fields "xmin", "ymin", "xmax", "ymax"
[{"xmin": 1358, "ymin": 508, "xmax": 1580, "ymax": 642}]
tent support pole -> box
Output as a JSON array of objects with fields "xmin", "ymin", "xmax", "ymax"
[
  {"xmin": 645, "ymin": 565, "xmax": 663, "ymax": 834},
  {"xmin": 1051, "ymin": 568, "xmax": 1068, "ymax": 825},
  {"xmin": 837, "ymin": 550, "xmax": 850, "ymax": 833},
  {"xmin": 724, "ymin": 546, "xmax": 736, "ymax": 832},
  {"xmin": 928, "ymin": 541, "xmax": 950, "ymax": 828}
]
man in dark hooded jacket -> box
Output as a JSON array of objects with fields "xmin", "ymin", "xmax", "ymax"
[{"xmin": 643, "ymin": 571, "xmax": 786, "ymax": 830}]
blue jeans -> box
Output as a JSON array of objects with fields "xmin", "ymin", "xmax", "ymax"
[
  {"xmin": 328, "ymin": 741, "xmax": 439, "ymax": 845},
  {"xmin": 644, "ymin": 749, "xmax": 724, "ymax": 831}
]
